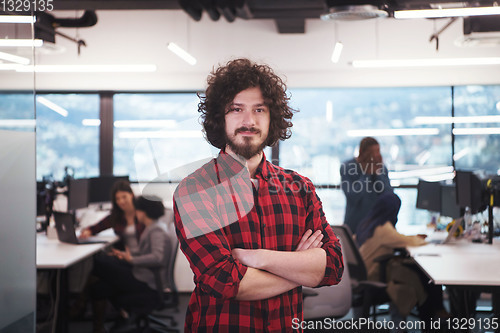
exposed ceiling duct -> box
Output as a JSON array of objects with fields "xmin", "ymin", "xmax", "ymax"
[
  {"xmin": 34, "ymin": 11, "xmax": 98, "ymax": 54},
  {"xmin": 456, "ymin": 15, "xmax": 500, "ymax": 47},
  {"xmin": 321, "ymin": 4, "xmax": 388, "ymax": 21}
]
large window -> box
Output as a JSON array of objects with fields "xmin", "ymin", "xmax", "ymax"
[
  {"xmin": 27, "ymin": 85, "xmax": 500, "ymax": 229},
  {"xmin": 454, "ymin": 85, "xmax": 500, "ymax": 175},
  {"xmin": 282, "ymin": 87, "xmax": 453, "ymax": 186},
  {"xmin": 113, "ymin": 93, "xmax": 215, "ymax": 182},
  {"xmin": 36, "ymin": 94, "xmax": 99, "ymax": 181},
  {"xmin": 280, "ymin": 87, "xmax": 453, "ymax": 228}
]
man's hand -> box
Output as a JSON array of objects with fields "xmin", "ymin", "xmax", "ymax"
[
  {"xmin": 232, "ymin": 229, "xmax": 324, "ymax": 268},
  {"xmin": 296, "ymin": 229, "xmax": 323, "ymax": 251}
]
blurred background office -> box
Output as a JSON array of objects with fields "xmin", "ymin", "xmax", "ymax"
[{"xmin": 1, "ymin": 1, "xmax": 500, "ymax": 331}]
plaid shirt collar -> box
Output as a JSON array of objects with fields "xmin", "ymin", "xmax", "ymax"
[{"xmin": 219, "ymin": 149, "xmax": 274, "ymax": 181}]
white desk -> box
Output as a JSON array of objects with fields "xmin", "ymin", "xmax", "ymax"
[
  {"xmin": 407, "ymin": 238, "xmax": 500, "ymax": 286},
  {"xmin": 36, "ymin": 229, "xmax": 118, "ymax": 333},
  {"xmin": 36, "ymin": 229, "xmax": 117, "ymax": 268}
]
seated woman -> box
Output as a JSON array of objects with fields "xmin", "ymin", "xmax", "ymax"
[
  {"xmin": 80, "ymin": 180, "xmax": 144, "ymax": 251},
  {"xmin": 356, "ymin": 192, "xmax": 447, "ymax": 327},
  {"xmin": 89, "ymin": 195, "xmax": 170, "ymax": 333}
]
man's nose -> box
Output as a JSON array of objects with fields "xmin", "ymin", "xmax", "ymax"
[{"xmin": 241, "ymin": 110, "xmax": 256, "ymax": 126}]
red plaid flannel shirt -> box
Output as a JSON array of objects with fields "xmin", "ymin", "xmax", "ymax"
[{"xmin": 174, "ymin": 151, "xmax": 343, "ymax": 332}]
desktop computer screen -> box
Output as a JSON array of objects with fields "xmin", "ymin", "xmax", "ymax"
[
  {"xmin": 455, "ymin": 170, "xmax": 486, "ymax": 214},
  {"xmin": 67, "ymin": 178, "xmax": 89, "ymax": 211},
  {"xmin": 440, "ymin": 184, "xmax": 462, "ymax": 219},
  {"xmin": 88, "ymin": 175, "xmax": 129, "ymax": 204},
  {"xmin": 416, "ymin": 179, "xmax": 441, "ymax": 212}
]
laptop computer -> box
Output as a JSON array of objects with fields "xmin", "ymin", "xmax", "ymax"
[
  {"xmin": 428, "ymin": 216, "xmax": 463, "ymax": 245},
  {"xmin": 53, "ymin": 211, "xmax": 107, "ymax": 245}
]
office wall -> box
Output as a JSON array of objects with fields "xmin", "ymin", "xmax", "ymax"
[{"xmin": 3, "ymin": 9, "xmax": 500, "ymax": 91}]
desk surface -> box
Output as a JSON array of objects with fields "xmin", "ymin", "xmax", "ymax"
[
  {"xmin": 407, "ymin": 238, "xmax": 500, "ymax": 286},
  {"xmin": 36, "ymin": 229, "xmax": 117, "ymax": 269}
]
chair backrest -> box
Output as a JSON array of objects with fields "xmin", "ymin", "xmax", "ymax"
[
  {"xmin": 303, "ymin": 238, "xmax": 352, "ymax": 320},
  {"xmin": 157, "ymin": 209, "xmax": 179, "ymax": 306},
  {"xmin": 331, "ymin": 225, "xmax": 368, "ymax": 283}
]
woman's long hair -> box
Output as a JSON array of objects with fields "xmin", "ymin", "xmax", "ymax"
[{"xmin": 109, "ymin": 180, "xmax": 135, "ymax": 228}]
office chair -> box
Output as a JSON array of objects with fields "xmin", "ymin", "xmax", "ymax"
[
  {"xmin": 113, "ymin": 221, "xmax": 180, "ymax": 333},
  {"xmin": 303, "ymin": 239, "xmax": 352, "ymax": 320},
  {"xmin": 332, "ymin": 225, "xmax": 391, "ymax": 319}
]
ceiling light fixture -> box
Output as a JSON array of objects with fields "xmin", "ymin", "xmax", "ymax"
[
  {"xmin": 0, "ymin": 64, "xmax": 23, "ymax": 70},
  {"xmin": 16, "ymin": 64, "xmax": 157, "ymax": 73},
  {"xmin": 331, "ymin": 42, "xmax": 343, "ymax": 63},
  {"xmin": 394, "ymin": 6, "xmax": 500, "ymax": 19},
  {"xmin": 119, "ymin": 130, "xmax": 203, "ymax": 139},
  {"xmin": 0, "ymin": 15, "xmax": 36, "ymax": 24},
  {"xmin": 352, "ymin": 57, "xmax": 500, "ymax": 67},
  {"xmin": 36, "ymin": 96, "xmax": 69, "ymax": 117},
  {"xmin": 167, "ymin": 42, "xmax": 197, "ymax": 66},
  {"xmin": 82, "ymin": 119, "xmax": 101, "ymax": 126},
  {"xmin": 414, "ymin": 115, "xmax": 500, "ymax": 124},
  {"xmin": 452, "ymin": 127, "xmax": 500, "ymax": 135},
  {"xmin": 114, "ymin": 120, "xmax": 177, "ymax": 128},
  {"xmin": 347, "ymin": 128, "xmax": 440, "ymax": 137},
  {"xmin": 0, "ymin": 119, "xmax": 36, "ymax": 128},
  {"xmin": 0, "ymin": 51, "xmax": 30, "ymax": 65},
  {"xmin": 0, "ymin": 39, "xmax": 43, "ymax": 47}
]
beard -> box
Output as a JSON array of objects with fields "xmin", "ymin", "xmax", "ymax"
[{"xmin": 225, "ymin": 127, "xmax": 268, "ymax": 160}]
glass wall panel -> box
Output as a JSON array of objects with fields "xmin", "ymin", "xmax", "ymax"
[
  {"xmin": 35, "ymin": 94, "xmax": 99, "ymax": 181},
  {"xmin": 281, "ymin": 87, "xmax": 453, "ymax": 186},
  {"xmin": 0, "ymin": 17, "xmax": 36, "ymax": 333},
  {"xmin": 454, "ymin": 85, "xmax": 500, "ymax": 175}
]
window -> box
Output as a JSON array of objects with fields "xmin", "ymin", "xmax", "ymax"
[
  {"xmin": 36, "ymin": 94, "xmax": 99, "ymax": 181},
  {"xmin": 113, "ymin": 93, "xmax": 215, "ymax": 182},
  {"xmin": 454, "ymin": 85, "xmax": 500, "ymax": 175},
  {"xmin": 280, "ymin": 87, "xmax": 453, "ymax": 229},
  {"xmin": 282, "ymin": 87, "xmax": 453, "ymax": 186}
]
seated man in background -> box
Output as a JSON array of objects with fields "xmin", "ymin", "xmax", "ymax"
[
  {"xmin": 357, "ymin": 192, "xmax": 448, "ymax": 328},
  {"xmin": 340, "ymin": 137, "xmax": 392, "ymax": 235}
]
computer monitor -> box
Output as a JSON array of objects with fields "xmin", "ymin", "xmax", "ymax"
[
  {"xmin": 440, "ymin": 184, "xmax": 462, "ymax": 219},
  {"xmin": 455, "ymin": 170, "xmax": 486, "ymax": 214},
  {"xmin": 67, "ymin": 178, "xmax": 89, "ymax": 211},
  {"xmin": 88, "ymin": 175, "xmax": 129, "ymax": 204},
  {"xmin": 36, "ymin": 181, "xmax": 47, "ymax": 217},
  {"xmin": 416, "ymin": 179, "xmax": 441, "ymax": 212}
]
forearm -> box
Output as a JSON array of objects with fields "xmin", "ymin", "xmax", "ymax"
[
  {"xmin": 235, "ymin": 267, "xmax": 298, "ymax": 301},
  {"xmin": 239, "ymin": 248, "xmax": 327, "ymax": 288}
]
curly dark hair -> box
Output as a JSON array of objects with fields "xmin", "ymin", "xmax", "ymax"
[
  {"xmin": 198, "ymin": 58, "xmax": 297, "ymax": 149},
  {"xmin": 135, "ymin": 195, "xmax": 165, "ymax": 220}
]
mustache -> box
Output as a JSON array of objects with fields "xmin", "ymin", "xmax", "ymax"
[{"xmin": 235, "ymin": 127, "xmax": 260, "ymax": 135}]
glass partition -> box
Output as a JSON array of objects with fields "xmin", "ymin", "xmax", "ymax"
[{"xmin": 0, "ymin": 15, "xmax": 36, "ymax": 333}]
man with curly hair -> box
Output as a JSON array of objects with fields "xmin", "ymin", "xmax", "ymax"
[{"xmin": 173, "ymin": 58, "xmax": 343, "ymax": 332}]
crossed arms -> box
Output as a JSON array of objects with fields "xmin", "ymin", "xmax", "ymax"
[{"xmin": 232, "ymin": 229, "xmax": 326, "ymax": 301}]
